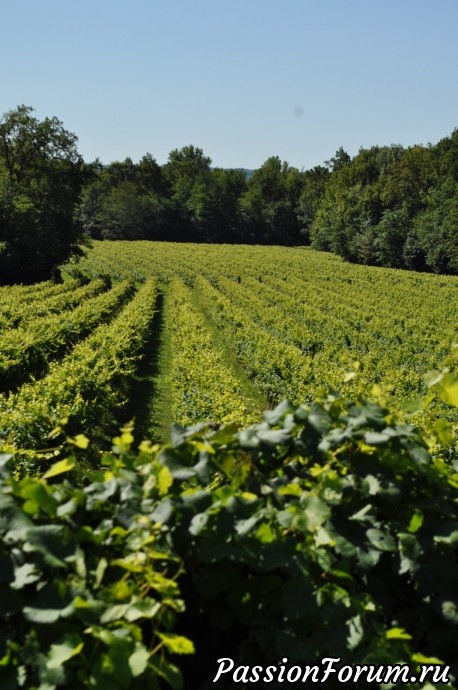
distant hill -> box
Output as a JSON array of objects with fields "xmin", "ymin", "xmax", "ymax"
[
  {"xmin": 237, "ymin": 168, "xmax": 254, "ymax": 180},
  {"xmin": 211, "ymin": 167, "xmax": 255, "ymax": 180}
]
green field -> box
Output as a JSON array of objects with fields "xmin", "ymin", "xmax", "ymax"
[
  {"xmin": 2, "ymin": 241, "xmax": 458, "ymax": 689},
  {"xmin": 1, "ymin": 241, "xmax": 457, "ymax": 465}
]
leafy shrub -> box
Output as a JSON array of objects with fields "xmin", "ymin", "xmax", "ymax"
[
  {"xmin": 164, "ymin": 396, "xmax": 458, "ymax": 689},
  {"xmin": 1, "ymin": 394, "xmax": 458, "ymax": 689},
  {"xmin": 0, "ymin": 435, "xmax": 192, "ymax": 690}
]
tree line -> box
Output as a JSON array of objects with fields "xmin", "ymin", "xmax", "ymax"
[
  {"xmin": 1, "ymin": 104, "xmax": 457, "ymax": 284},
  {"xmin": 78, "ymin": 146, "xmax": 327, "ymax": 247}
]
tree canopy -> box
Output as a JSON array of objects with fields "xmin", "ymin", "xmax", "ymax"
[{"xmin": 0, "ymin": 105, "xmax": 87, "ymax": 284}]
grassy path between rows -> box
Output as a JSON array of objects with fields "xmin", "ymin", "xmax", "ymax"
[
  {"xmin": 125, "ymin": 279, "xmax": 270, "ymax": 443},
  {"xmin": 121, "ymin": 286, "xmax": 174, "ymax": 444}
]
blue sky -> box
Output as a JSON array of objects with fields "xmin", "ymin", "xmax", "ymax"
[{"xmin": 2, "ymin": 0, "xmax": 458, "ymax": 170}]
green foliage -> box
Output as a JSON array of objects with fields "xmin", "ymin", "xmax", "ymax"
[
  {"xmin": 297, "ymin": 164, "xmax": 331, "ymax": 243},
  {"xmin": 1, "ymin": 395, "xmax": 458, "ymax": 688},
  {"xmin": 0, "ymin": 279, "xmax": 128, "ymax": 392},
  {"xmin": 0, "ymin": 433, "xmax": 191, "ymax": 690},
  {"xmin": 97, "ymin": 181, "xmax": 150, "ymax": 241},
  {"xmin": 164, "ymin": 276, "xmax": 259, "ymax": 426},
  {"xmin": 72, "ymin": 128, "xmax": 458, "ymax": 272},
  {"xmin": 68, "ymin": 240, "xmax": 458, "ymax": 455},
  {"xmin": 1, "ymin": 103, "xmax": 457, "ymax": 273},
  {"xmin": 163, "ymin": 145, "xmax": 218, "ymax": 242},
  {"xmin": 77, "ymin": 156, "xmax": 174, "ymax": 242},
  {"xmin": 0, "ymin": 279, "xmax": 156, "ymax": 474},
  {"xmin": 311, "ymin": 138, "xmax": 458, "ymax": 274},
  {"xmin": 239, "ymin": 156, "xmax": 303, "ymax": 244},
  {"xmin": 0, "ymin": 278, "xmax": 104, "ymax": 330},
  {"xmin": 164, "ymin": 396, "xmax": 458, "ymax": 688},
  {"xmin": 413, "ymin": 176, "xmax": 458, "ymax": 273},
  {"xmin": 0, "ymin": 105, "xmax": 88, "ymax": 284}
]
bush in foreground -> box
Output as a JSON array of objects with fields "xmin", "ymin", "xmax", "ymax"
[{"xmin": 1, "ymin": 395, "xmax": 457, "ymax": 689}]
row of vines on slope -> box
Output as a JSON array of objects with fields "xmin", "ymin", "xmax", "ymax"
[
  {"xmin": 0, "ymin": 279, "xmax": 158, "ymax": 474},
  {"xmin": 164, "ymin": 276, "xmax": 260, "ymax": 427},
  {"xmin": 0, "ymin": 280, "xmax": 134, "ymax": 392},
  {"xmin": 0, "ymin": 278, "xmax": 107, "ymax": 329}
]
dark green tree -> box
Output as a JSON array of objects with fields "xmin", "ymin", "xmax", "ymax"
[
  {"xmin": 135, "ymin": 153, "xmax": 168, "ymax": 195},
  {"xmin": 0, "ymin": 105, "xmax": 86, "ymax": 284},
  {"xmin": 310, "ymin": 144, "xmax": 442, "ymax": 270},
  {"xmin": 413, "ymin": 176, "xmax": 458, "ymax": 273},
  {"xmin": 325, "ymin": 145, "xmax": 351, "ymax": 172},
  {"xmin": 163, "ymin": 145, "xmax": 213, "ymax": 241},
  {"xmin": 77, "ymin": 154, "xmax": 171, "ymax": 241},
  {"xmin": 95, "ymin": 181, "xmax": 148, "ymax": 240},
  {"xmin": 381, "ymin": 145, "xmax": 437, "ymax": 217},
  {"xmin": 206, "ymin": 168, "xmax": 248, "ymax": 242},
  {"xmin": 102, "ymin": 157, "xmax": 137, "ymax": 186},
  {"xmin": 311, "ymin": 147, "xmax": 377, "ymax": 260},
  {"xmin": 297, "ymin": 165, "xmax": 330, "ymax": 243},
  {"xmin": 373, "ymin": 208, "xmax": 411, "ymax": 268},
  {"xmin": 239, "ymin": 156, "xmax": 302, "ymax": 244}
]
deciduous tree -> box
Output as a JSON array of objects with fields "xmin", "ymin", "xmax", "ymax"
[{"xmin": 0, "ymin": 105, "xmax": 86, "ymax": 284}]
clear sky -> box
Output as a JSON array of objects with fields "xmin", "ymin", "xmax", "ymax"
[{"xmin": 2, "ymin": 0, "xmax": 458, "ymax": 170}]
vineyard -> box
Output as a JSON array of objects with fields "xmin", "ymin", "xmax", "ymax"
[
  {"xmin": 26, "ymin": 240, "xmax": 458, "ymax": 449},
  {"xmin": 0, "ymin": 242, "xmax": 456, "ymax": 465},
  {"xmin": 1, "ymin": 241, "xmax": 458, "ymax": 689}
]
